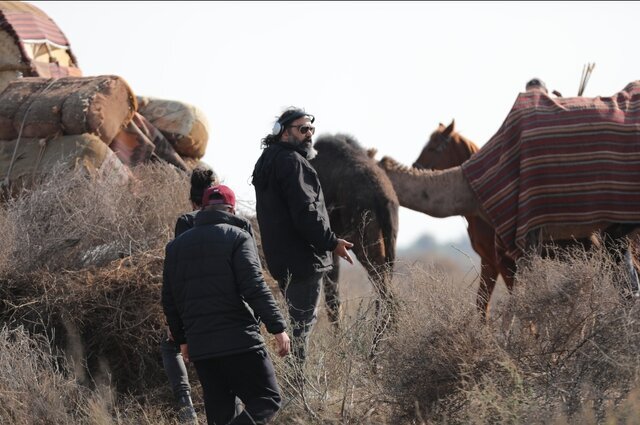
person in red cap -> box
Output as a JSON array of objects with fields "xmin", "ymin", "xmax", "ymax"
[{"xmin": 162, "ymin": 184, "xmax": 290, "ymax": 425}]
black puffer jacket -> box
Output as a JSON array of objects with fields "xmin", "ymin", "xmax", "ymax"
[
  {"xmin": 162, "ymin": 209, "xmax": 286, "ymax": 360},
  {"xmin": 252, "ymin": 142, "xmax": 338, "ymax": 280},
  {"xmin": 175, "ymin": 210, "xmax": 254, "ymax": 238}
]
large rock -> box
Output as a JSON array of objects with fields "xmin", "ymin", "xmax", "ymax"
[
  {"xmin": 136, "ymin": 96, "xmax": 208, "ymax": 159},
  {"xmin": 0, "ymin": 133, "xmax": 130, "ymax": 196},
  {"xmin": 0, "ymin": 75, "xmax": 137, "ymax": 144}
]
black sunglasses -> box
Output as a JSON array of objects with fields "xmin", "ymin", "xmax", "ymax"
[{"xmin": 289, "ymin": 124, "xmax": 316, "ymax": 135}]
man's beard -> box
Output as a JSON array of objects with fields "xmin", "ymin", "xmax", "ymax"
[{"xmin": 292, "ymin": 137, "xmax": 317, "ymax": 160}]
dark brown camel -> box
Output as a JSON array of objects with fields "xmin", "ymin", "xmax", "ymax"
[
  {"xmin": 412, "ymin": 121, "xmax": 516, "ymax": 319},
  {"xmin": 310, "ymin": 134, "xmax": 399, "ymax": 355}
]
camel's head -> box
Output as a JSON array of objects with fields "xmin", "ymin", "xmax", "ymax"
[
  {"xmin": 378, "ymin": 155, "xmax": 423, "ymax": 176},
  {"xmin": 378, "ymin": 155, "xmax": 400, "ymax": 172}
]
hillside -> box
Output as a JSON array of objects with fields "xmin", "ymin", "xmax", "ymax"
[{"xmin": 1, "ymin": 166, "xmax": 640, "ymax": 424}]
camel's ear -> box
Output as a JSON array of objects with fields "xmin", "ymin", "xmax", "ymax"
[
  {"xmin": 443, "ymin": 119, "xmax": 455, "ymax": 137},
  {"xmin": 366, "ymin": 148, "xmax": 378, "ymax": 159}
]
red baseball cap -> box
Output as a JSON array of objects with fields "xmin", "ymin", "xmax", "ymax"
[{"xmin": 202, "ymin": 184, "xmax": 236, "ymax": 208}]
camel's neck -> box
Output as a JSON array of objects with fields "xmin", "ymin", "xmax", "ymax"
[{"xmin": 378, "ymin": 157, "xmax": 478, "ymax": 218}]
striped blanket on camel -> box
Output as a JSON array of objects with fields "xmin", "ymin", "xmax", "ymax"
[{"xmin": 461, "ymin": 81, "xmax": 640, "ymax": 260}]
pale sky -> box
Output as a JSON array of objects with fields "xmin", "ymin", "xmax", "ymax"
[{"xmin": 30, "ymin": 1, "xmax": 640, "ymax": 249}]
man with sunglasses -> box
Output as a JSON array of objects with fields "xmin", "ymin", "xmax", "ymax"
[{"xmin": 252, "ymin": 107, "xmax": 354, "ymax": 385}]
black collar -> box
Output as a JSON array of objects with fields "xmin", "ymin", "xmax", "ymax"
[
  {"xmin": 271, "ymin": 141, "xmax": 307, "ymax": 158},
  {"xmin": 194, "ymin": 209, "xmax": 249, "ymax": 231}
]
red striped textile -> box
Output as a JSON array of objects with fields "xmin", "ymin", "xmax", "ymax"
[
  {"xmin": 1, "ymin": 10, "xmax": 69, "ymax": 46},
  {"xmin": 461, "ymin": 81, "xmax": 640, "ymax": 259},
  {"xmin": 0, "ymin": 2, "xmax": 80, "ymax": 77}
]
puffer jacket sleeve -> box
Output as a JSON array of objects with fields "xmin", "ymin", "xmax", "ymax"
[
  {"xmin": 162, "ymin": 241, "xmax": 186, "ymax": 345},
  {"xmin": 276, "ymin": 154, "xmax": 339, "ymax": 252},
  {"xmin": 232, "ymin": 231, "xmax": 287, "ymax": 334}
]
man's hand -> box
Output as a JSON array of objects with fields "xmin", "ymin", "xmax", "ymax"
[
  {"xmin": 274, "ymin": 332, "xmax": 290, "ymax": 357},
  {"xmin": 334, "ymin": 239, "xmax": 354, "ymax": 264},
  {"xmin": 180, "ymin": 343, "xmax": 190, "ymax": 364}
]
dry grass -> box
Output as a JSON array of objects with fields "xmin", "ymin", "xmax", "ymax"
[
  {"xmin": 2, "ymin": 165, "xmax": 640, "ymax": 424},
  {"xmin": 0, "ymin": 252, "xmax": 169, "ymax": 394},
  {"xmin": 0, "ymin": 162, "xmax": 189, "ymax": 274},
  {"xmin": 377, "ymin": 244, "xmax": 640, "ymax": 425},
  {"xmin": 0, "ymin": 324, "xmax": 181, "ymax": 424}
]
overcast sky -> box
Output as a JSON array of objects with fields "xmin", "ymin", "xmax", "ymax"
[{"xmin": 30, "ymin": 1, "xmax": 640, "ymax": 249}]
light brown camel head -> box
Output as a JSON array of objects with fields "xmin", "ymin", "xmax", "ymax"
[{"xmin": 379, "ymin": 155, "xmax": 427, "ymax": 177}]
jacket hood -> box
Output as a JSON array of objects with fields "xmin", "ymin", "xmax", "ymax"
[
  {"xmin": 194, "ymin": 209, "xmax": 251, "ymax": 231},
  {"xmin": 252, "ymin": 142, "xmax": 307, "ymax": 189}
]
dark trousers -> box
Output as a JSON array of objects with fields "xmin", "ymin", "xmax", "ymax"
[
  {"xmin": 278, "ymin": 271, "xmax": 324, "ymax": 363},
  {"xmin": 160, "ymin": 337, "xmax": 191, "ymax": 399},
  {"xmin": 194, "ymin": 348, "xmax": 281, "ymax": 425}
]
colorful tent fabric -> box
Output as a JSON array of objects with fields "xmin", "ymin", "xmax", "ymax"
[
  {"xmin": 2, "ymin": 9, "xmax": 69, "ymax": 46},
  {"xmin": 461, "ymin": 81, "xmax": 640, "ymax": 259},
  {"xmin": 0, "ymin": 1, "xmax": 80, "ymax": 77}
]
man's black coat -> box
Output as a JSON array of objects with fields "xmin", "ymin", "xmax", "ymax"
[
  {"xmin": 252, "ymin": 142, "xmax": 338, "ymax": 280},
  {"xmin": 162, "ymin": 209, "xmax": 286, "ymax": 360}
]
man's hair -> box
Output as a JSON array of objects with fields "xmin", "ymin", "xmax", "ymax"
[
  {"xmin": 190, "ymin": 167, "xmax": 218, "ymax": 206},
  {"xmin": 525, "ymin": 78, "xmax": 548, "ymax": 93},
  {"xmin": 261, "ymin": 107, "xmax": 314, "ymax": 148},
  {"xmin": 203, "ymin": 203, "xmax": 233, "ymax": 212}
]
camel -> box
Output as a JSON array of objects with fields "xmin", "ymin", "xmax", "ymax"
[
  {"xmin": 310, "ymin": 134, "xmax": 399, "ymax": 356},
  {"xmin": 379, "ymin": 81, "xmax": 640, "ymax": 302},
  {"xmin": 412, "ymin": 121, "xmax": 516, "ymax": 319},
  {"xmin": 412, "ymin": 121, "xmax": 640, "ymax": 317},
  {"xmin": 380, "ymin": 81, "xmax": 640, "ymax": 260},
  {"xmin": 378, "ymin": 155, "xmax": 634, "ymax": 244},
  {"xmin": 379, "ymin": 155, "xmax": 640, "ymax": 291}
]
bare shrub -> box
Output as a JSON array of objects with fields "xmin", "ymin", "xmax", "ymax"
[
  {"xmin": 0, "ymin": 325, "xmax": 86, "ymax": 424},
  {"xmin": 379, "ymin": 243, "xmax": 640, "ymax": 424},
  {"xmin": 379, "ymin": 260, "xmax": 505, "ymax": 423},
  {"xmin": 0, "ymin": 324, "xmax": 185, "ymax": 424},
  {"xmin": 494, "ymin": 244, "xmax": 640, "ymax": 421},
  {"xmin": 0, "ymin": 250, "xmax": 167, "ymax": 395},
  {"xmin": 266, "ymin": 254, "xmax": 399, "ymax": 424},
  {"xmin": 0, "ymin": 163, "xmax": 189, "ymax": 274},
  {"xmin": 0, "ymin": 205, "xmax": 16, "ymax": 273}
]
